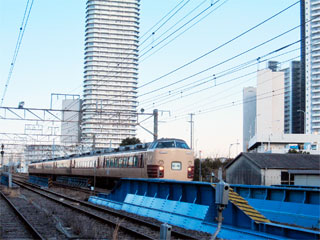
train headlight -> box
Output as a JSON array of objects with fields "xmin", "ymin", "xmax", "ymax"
[
  {"xmin": 159, "ymin": 166, "xmax": 164, "ymax": 171},
  {"xmin": 188, "ymin": 167, "xmax": 192, "ymax": 172}
]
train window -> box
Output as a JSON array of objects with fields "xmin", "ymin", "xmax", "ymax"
[
  {"xmin": 156, "ymin": 141, "xmax": 175, "ymax": 149},
  {"xmin": 139, "ymin": 155, "xmax": 144, "ymax": 168},
  {"xmin": 114, "ymin": 158, "xmax": 119, "ymax": 168},
  {"xmin": 171, "ymin": 161, "xmax": 182, "ymax": 170},
  {"xmin": 176, "ymin": 141, "xmax": 190, "ymax": 149},
  {"xmin": 149, "ymin": 141, "xmax": 157, "ymax": 149},
  {"xmin": 119, "ymin": 158, "xmax": 123, "ymax": 167},
  {"xmin": 128, "ymin": 156, "xmax": 133, "ymax": 167},
  {"xmin": 133, "ymin": 156, "xmax": 138, "ymax": 167},
  {"xmin": 123, "ymin": 157, "xmax": 128, "ymax": 167},
  {"xmin": 109, "ymin": 159, "xmax": 113, "ymax": 168}
]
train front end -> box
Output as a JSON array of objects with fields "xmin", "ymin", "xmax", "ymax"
[{"xmin": 146, "ymin": 139, "xmax": 194, "ymax": 181}]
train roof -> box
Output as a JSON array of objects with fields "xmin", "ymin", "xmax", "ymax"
[{"xmin": 30, "ymin": 138, "xmax": 188, "ymax": 164}]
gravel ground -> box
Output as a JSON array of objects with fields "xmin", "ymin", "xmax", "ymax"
[
  {"xmin": 19, "ymin": 187, "xmax": 133, "ymax": 239},
  {"xmin": 5, "ymin": 191, "xmax": 67, "ymax": 239},
  {"xmin": 49, "ymin": 185, "xmax": 212, "ymax": 239},
  {"xmin": 0, "ymin": 190, "xmax": 34, "ymax": 239}
]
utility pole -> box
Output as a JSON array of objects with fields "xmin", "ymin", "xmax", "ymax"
[
  {"xmin": 199, "ymin": 150, "xmax": 202, "ymax": 182},
  {"xmin": 92, "ymin": 134, "xmax": 96, "ymax": 151},
  {"xmin": 1, "ymin": 144, "xmax": 4, "ymax": 169},
  {"xmin": 153, "ymin": 109, "xmax": 158, "ymax": 141},
  {"xmin": 188, "ymin": 113, "xmax": 194, "ymax": 149}
]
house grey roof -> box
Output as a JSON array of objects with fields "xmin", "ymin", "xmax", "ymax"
[{"xmin": 226, "ymin": 153, "xmax": 320, "ymax": 170}]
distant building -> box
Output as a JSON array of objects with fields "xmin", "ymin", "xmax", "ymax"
[
  {"xmin": 305, "ymin": 0, "xmax": 320, "ymax": 135},
  {"xmin": 282, "ymin": 61, "xmax": 304, "ymax": 133},
  {"xmin": 248, "ymin": 133, "xmax": 320, "ymax": 154},
  {"xmin": 61, "ymin": 99, "xmax": 81, "ymax": 145},
  {"xmin": 81, "ymin": 0, "xmax": 139, "ymax": 148},
  {"xmin": 242, "ymin": 87, "xmax": 256, "ymax": 151},
  {"xmin": 226, "ymin": 152, "xmax": 320, "ymax": 186},
  {"xmin": 256, "ymin": 63, "xmax": 285, "ymax": 139}
]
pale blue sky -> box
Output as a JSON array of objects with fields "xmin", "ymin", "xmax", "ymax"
[{"xmin": 0, "ymin": 0, "xmax": 300, "ymax": 157}]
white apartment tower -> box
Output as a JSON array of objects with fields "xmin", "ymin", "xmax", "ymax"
[
  {"xmin": 242, "ymin": 87, "xmax": 256, "ymax": 152},
  {"xmin": 305, "ymin": 0, "xmax": 320, "ymax": 134},
  {"xmin": 82, "ymin": 0, "xmax": 139, "ymax": 148}
]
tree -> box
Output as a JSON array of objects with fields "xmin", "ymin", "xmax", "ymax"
[
  {"xmin": 193, "ymin": 157, "xmax": 225, "ymax": 181},
  {"xmin": 120, "ymin": 137, "xmax": 141, "ymax": 146}
]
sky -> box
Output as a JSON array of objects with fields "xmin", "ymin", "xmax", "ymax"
[{"xmin": 0, "ymin": 0, "xmax": 300, "ymax": 158}]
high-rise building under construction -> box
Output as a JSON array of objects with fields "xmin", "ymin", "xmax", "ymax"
[{"xmin": 82, "ymin": 0, "xmax": 139, "ymax": 148}]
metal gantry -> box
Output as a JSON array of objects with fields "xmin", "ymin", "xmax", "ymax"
[{"xmin": 0, "ymin": 105, "xmax": 160, "ymax": 168}]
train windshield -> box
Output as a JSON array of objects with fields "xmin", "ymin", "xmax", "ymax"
[
  {"xmin": 150, "ymin": 140, "xmax": 190, "ymax": 149},
  {"xmin": 176, "ymin": 141, "xmax": 190, "ymax": 149},
  {"xmin": 156, "ymin": 141, "xmax": 175, "ymax": 148}
]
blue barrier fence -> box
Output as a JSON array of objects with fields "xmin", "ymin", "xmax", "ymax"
[
  {"xmin": 56, "ymin": 176, "xmax": 90, "ymax": 188},
  {"xmin": 89, "ymin": 179, "xmax": 319, "ymax": 239},
  {"xmin": 231, "ymin": 184, "xmax": 320, "ymax": 229},
  {"xmin": 28, "ymin": 176, "xmax": 51, "ymax": 188},
  {"xmin": 1, "ymin": 174, "xmax": 9, "ymax": 186}
]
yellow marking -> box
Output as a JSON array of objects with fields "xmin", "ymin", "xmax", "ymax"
[
  {"xmin": 212, "ymin": 184, "xmax": 270, "ymax": 223},
  {"xmin": 234, "ymin": 202, "xmax": 256, "ymax": 209},
  {"xmin": 249, "ymin": 216, "xmax": 270, "ymax": 223},
  {"xmin": 245, "ymin": 212, "xmax": 268, "ymax": 218},
  {"xmin": 237, "ymin": 206, "xmax": 260, "ymax": 213},
  {"xmin": 228, "ymin": 188, "xmax": 270, "ymax": 223},
  {"xmin": 229, "ymin": 198, "xmax": 248, "ymax": 203}
]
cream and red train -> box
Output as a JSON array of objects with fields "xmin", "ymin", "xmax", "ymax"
[{"xmin": 28, "ymin": 138, "xmax": 195, "ymax": 182}]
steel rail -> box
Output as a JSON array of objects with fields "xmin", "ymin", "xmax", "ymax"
[
  {"xmin": 0, "ymin": 190, "xmax": 45, "ymax": 240},
  {"xmin": 14, "ymin": 181, "xmax": 155, "ymax": 239},
  {"xmin": 14, "ymin": 179, "xmax": 198, "ymax": 239}
]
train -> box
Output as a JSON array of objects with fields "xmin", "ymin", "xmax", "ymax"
[{"xmin": 28, "ymin": 138, "xmax": 195, "ymax": 184}]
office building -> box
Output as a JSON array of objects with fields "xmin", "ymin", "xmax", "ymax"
[
  {"xmin": 305, "ymin": 0, "xmax": 320, "ymax": 134},
  {"xmin": 283, "ymin": 61, "xmax": 304, "ymax": 134},
  {"xmin": 256, "ymin": 64, "xmax": 285, "ymax": 138},
  {"xmin": 242, "ymin": 87, "xmax": 256, "ymax": 151},
  {"xmin": 81, "ymin": 0, "xmax": 140, "ymax": 148},
  {"xmin": 61, "ymin": 99, "xmax": 82, "ymax": 145}
]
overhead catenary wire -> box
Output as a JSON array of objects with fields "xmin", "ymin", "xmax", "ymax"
[
  {"xmin": 138, "ymin": 0, "xmax": 299, "ymax": 89},
  {"xmin": 144, "ymin": 54, "xmax": 300, "ymax": 112},
  {"xmin": 139, "ymin": 26, "xmax": 301, "ymax": 98},
  {"xmin": 165, "ymin": 87, "xmax": 289, "ymax": 123},
  {"xmin": 139, "ymin": 0, "xmax": 219, "ymax": 58},
  {"xmin": 139, "ymin": 0, "xmax": 186, "ymax": 42},
  {"xmin": 139, "ymin": 0, "xmax": 208, "ymax": 52},
  {"xmin": 139, "ymin": 43, "xmax": 300, "ymax": 106},
  {"xmin": 140, "ymin": 0, "xmax": 229, "ymax": 63},
  {"xmin": 139, "ymin": 0, "xmax": 192, "ymax": 47},
  {"xmin": 1, "ymin": 0, "xmax": 35, "ymax": 107}
]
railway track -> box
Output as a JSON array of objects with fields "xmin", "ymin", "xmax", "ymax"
[
  {"xmin": 0, "ymin": 190, "xmax": 44, "ymax": 239},
  {"xmin": 14, "ymin": 179, "xmax": 201, "ymax": 239},
  {"xmin": 12, "ymin": 174, "xmax": 102, "ymax": 195}
]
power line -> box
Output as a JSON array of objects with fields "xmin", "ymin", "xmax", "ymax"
[
  {"xmin": 139, "ymin": 0, "xmax": 191, "ymax": 47},
  {"xmin": 139, "ymin": 0, "xmax": 186, "ymax": 41},
  {"xmin": 138, "ymin": 0, "xmax": 299, "ymax": 89},
  {"xmin": 145, "ymin": 55, "xmax": 300, "ymax": 112},
  {"xmin": 140, "ymin": 0, "xmax": 229, "ymax": 63},
  {"xmin": 1, "ymin": 0, "xmax": 35, "ymax": 107},
  {"xmin": 165, "ymin": 87, "xmax": 288, "ymax": 123},
  {"xmin": 139, "ymin": 0, "xmax": 207, "ymax": 52},
  {"xmin": 140, "ymin": 0, "xmax": 218, "ymax": 58},
  {"xmin": 140, "ymin": 43, "xmax": 300, "ymax": 106},
  {"xmin": 139, "ymin": 26, "xmax": 300, "ymax": 98}
]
